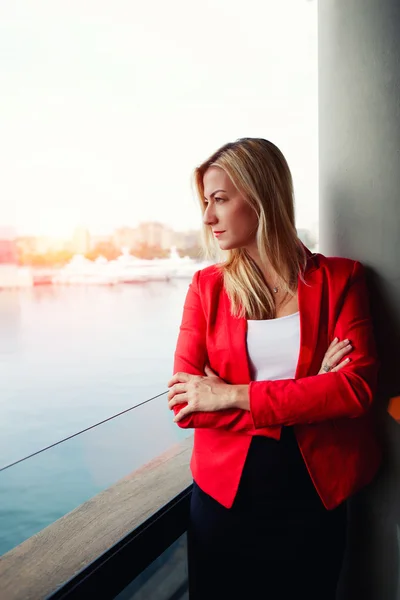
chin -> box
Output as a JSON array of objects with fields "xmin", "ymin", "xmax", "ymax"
[{"xmin": 218, "ymin": 240, "xmax": 239, "ymax": 251}]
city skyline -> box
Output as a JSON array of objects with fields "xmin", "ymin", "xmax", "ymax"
[
  {"xmin": 8, "ymin": 218, "xmax": 318, "ymax": 243},
  {"xmin": 1, "ymin": 1, "xmax": 318, "ymax": 238},
  {"xmin": 7, "ymin": 220, "xmax": 203, "ymax": 239}
]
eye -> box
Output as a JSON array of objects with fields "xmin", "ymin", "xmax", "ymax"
[{"xmin": 214, "ymin": 197, "xmax": 225, "ymax": 203}]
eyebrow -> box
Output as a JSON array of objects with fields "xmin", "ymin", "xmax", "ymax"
[{"xmin": 204, "ymin": 189, "xmax": 227, "ymax": 200}]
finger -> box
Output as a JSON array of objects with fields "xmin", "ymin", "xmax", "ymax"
[
  {"xmin": 173, "ymin": 405, "xmax": 192, "ymax": 422},
  {"xmin": 168, "ymin": 393, "xmax": 188, "ymax": 410},
  {"xmin": 167, "ymin": 383, "xmax": 186, "ymax": 401},
  {"xmin": 331, "ymin": 358, "xmax": 351, "ymax": 372},
  {"xmin": 326, "ymin": 337, "xmax": 339, "ymax": 351},
  {"xmin": 329, "ymin": 343, "xmax": 352, "ymax": 366},
  {"xmin": 167, "ymin": 372, "xmax": 191, "ymax": 387},
  {"xmin": 204, "ymin": 364, "xmax": 217, "ymax": 376},
  {"xmin": 325, "ymin": 339, "xmax": 350, "ymax": 360}
]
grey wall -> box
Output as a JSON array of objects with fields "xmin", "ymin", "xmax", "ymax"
[{"xmin": 318, "ymin": 2, "xmax": 400, "ymax": 599}]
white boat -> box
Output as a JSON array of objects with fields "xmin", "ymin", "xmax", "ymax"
[
  {"xmin": 52, "ymin": 255, "xmax": 119, "ymax": 286},
  {"xmin": 106, "ymin": 247, "xmax": 211, "ymax": 283},
  {"xmin": 106, "ymin": 249, "xmax": 169, "ymax": 283},
  {"xmin": 52, "ymin": 247, "xmax": 212, "ymax": 286},
  {"xmin": 148, "ymin": 247, "xmax": 208, "ymax": 279}
]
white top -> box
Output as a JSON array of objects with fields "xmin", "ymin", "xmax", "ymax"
[{"xmin": 246, "ymin": 312, "xmax": 300, "ymax": 381}]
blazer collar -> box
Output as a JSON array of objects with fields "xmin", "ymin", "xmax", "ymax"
[
  {"xmin": 296, "ymin": 247, "xmax": 323, "ymax": 378},
  {"xmin": 303, "ymin": 244, "xmax": 320, "ymax": 276}
]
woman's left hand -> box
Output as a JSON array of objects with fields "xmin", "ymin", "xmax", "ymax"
[{"xmin": 167, "ymin": 365, "xmax": 233, "ymax": 422}]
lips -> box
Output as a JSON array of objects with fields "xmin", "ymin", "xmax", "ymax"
[{"xmin": 213, "ymin": 230, "xmax": 226, "ymax": 235}]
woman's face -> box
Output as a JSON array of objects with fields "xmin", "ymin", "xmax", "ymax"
[{"xmin": 202, "ymin": 166, "xmax": 259, "ymax": 251}]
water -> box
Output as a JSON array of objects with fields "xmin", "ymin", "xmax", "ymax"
[{"xmin": 0, "ymin": 280, "xmax": 193, "ymax": 556}]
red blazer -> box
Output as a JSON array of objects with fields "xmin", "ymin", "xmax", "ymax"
[{"xmin": 173, "ymin": 249, "xmax": 382, "ymax": 509}]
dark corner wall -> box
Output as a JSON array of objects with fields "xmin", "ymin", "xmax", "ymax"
[{"xmin": 318, "ymin": 1, "xmax": 400, "ymax": 599}]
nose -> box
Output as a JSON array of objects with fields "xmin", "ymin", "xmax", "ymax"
[{"xmin": 203, "ymin": 203, "xmax": 218, "ymax": 226}]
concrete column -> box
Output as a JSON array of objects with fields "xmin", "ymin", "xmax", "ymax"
[{"xmin": 319, "ymin": 2, "xmax": 400, "ymax": 599}]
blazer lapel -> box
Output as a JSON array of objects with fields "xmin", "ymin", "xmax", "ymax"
[
  {"xmin": 296, "ymin": 254, "xmax": 323, "ymax": 378},
  {"xmin": 223, "ymin": 292, "xmax": 252, "ymax": 384}
]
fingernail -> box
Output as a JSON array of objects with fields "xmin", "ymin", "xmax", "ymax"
[{"xmin": 343, "ymin": 339, "xmax": 349, "ymax": 344}]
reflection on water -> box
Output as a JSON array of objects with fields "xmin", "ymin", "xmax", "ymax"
[
  {"xmin": 0, "ymin": 292, "xmax": 21, "ymax": 357},
  {"xmin": 0, "ymin": 281, "xmax": 192, "ymax": 555}
]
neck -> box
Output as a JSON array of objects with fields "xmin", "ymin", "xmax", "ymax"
[{"xmin": 244, "ymin": 245, "xmax": 284, "ymax": 286}]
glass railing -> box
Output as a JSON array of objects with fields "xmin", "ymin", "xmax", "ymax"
[
  {"xmin": 0, "ymin": 387, "xmax": 191, "ymax": 557},
  {"xmin": 0, "ymin": 278, "xmax": 193, "ymax": 557}
]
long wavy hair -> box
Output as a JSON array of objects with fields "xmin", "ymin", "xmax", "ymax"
[{"xmin": 193, "ymin": 137, "xmax": 307, "ymax": 320}]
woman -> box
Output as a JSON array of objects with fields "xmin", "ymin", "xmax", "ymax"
[{"xmin": 167, "ymin": 138, "xmax": 381, "ymax": 599}]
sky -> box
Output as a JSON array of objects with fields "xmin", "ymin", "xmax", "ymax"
[{"xmin": 0, "ymin": 0, "xmax": 318, "ymax": 237}]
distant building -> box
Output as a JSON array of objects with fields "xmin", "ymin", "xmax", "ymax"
[
  {"xmin": 34, "ymin": 236, "xmax": 67, "ymax": 254},
  {"xmin": 90, "ymin": 234, "xmax": 112, "ymax": 250},
  {"xmin": 113, "ymin": 223, "xmax": 197, "ymax": 252},
  {"xmin": 0, "ymin": 227, "xmax": 17, "ymax": 265},
  {"xmin": 72, "ymin": 227, "xmax": 91, "ymax": 254},
  {"xmin": 16, "ymin": 236, "xmax": 37, "ymax": 256},
  {"xmin": 0, "ymin": 228, "xmax": 33, "ymax": 289},
  {"xmin": 160, "ymin": 226, "xmax": 174, "ymax": 250},
  {"xmin": 136, "ymin": 222, "xmax": 167, "ymax": 247},
  {"xmin": 113, "ymin": 227, "xmax": 138, "ymax": 251},
  {"xmin": 173, "ymin": 229, "xmax": 202, "ymax": 250}
]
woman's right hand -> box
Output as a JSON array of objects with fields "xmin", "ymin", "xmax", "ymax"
[{"xmin": 318, "ymin": 337, "xmax": 352, "ymax": 374}]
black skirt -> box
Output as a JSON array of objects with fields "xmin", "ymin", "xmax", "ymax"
[{"xmin": 188, "ymin": 427, "xmax": 347, "ymax": 600}]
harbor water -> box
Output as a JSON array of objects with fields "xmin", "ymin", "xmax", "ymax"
[{"xmin": 0, "ymin": 280, "xmax": 193, "ymax": 556}]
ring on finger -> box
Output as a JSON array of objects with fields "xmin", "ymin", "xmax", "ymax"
[{"xmin": 322, "ymin": 363, "xmax": 331, "ymax": 373}]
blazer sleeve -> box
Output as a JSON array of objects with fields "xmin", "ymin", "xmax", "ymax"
[
  {"xmin": 172, "ymin": 269, "xmax": 258, "ymax": 432},
  {"xmin": 249, "ymin": 261, "xmax": 379, "ymax": 428}
]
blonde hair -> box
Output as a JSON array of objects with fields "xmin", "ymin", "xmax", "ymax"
[{"xmin": 193, "ymin": 137, "xmax": 307, "ymax": 320}]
